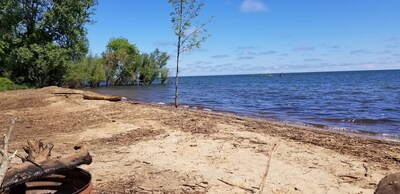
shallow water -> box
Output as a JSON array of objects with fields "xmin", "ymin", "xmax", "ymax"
[{"xmin": 89, "ymin": 70, "xmax": 400, "ymax": 137}]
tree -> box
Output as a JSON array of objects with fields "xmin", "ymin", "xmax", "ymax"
[
  {"xmin": 89, "ymin": 57, "xmax": 106, "ymax": 87},
  {"xmin": 102, "ymin": 38, "xmax": 141, "ymax": 86},
  {"xmin": 153, "ymin": 49, "xmax": 170, "ymax": 84},
  {"xmin": 139, "ymin": 49, "xmax": 170, "ymax": 85},
  {"xmin": 169, "ymin": 0, "xmax": 212, "ymax": 107},
  {"xmin": 160, "ymin": 68, "xmax": 169, "ymax": 84},
  {"xmin": 151, "ymin": 49, "xmax": 170, "ymax": 70},
  {"xmin": 64, "ymin": 62, "xmax": 87, "ymax": 88},
  {"xmin": 0, "ymin": 0, "xmax": 97, "ymax": 86},
  {"xmin": 139, "ymin": 54, "xmax": 158, "ymax": 85},
  {"xmin": 64, "ymin": 54, "xmax": 105, "ymax": 88}
]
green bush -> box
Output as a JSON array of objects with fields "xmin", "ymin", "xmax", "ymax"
[{"xmin": 0, "ymin": 77, "xmax": 29, "ymax": 91}]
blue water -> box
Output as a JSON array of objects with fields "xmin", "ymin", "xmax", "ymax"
[{"xmin": 89, "ymin": 70, "xmax": 400, "ymax": 137}]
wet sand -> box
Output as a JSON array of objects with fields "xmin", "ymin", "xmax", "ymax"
[{"xmin": 1, "ymin": 86, "xmax": 399, "ymax": 193}]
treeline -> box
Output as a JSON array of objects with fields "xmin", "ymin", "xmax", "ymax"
[
  {"xmin": 0, "ymin": 0, "xmax": 168, "ymax": 88},
  {"xmin": 65, "ymin": 38, "xmax": 170, "ymax": 88}
]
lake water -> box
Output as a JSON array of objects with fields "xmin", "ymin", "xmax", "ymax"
[{"xmin": 89, "ymin": 70, "xmax": 400, "ymax": 138}]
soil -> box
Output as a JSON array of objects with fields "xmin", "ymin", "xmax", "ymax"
[{"xmin": 1, "ymin": 86, "xmax": 399, "ymax": 193}]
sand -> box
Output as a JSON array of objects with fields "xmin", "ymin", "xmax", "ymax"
[{"xmin": 1, "ymin": 86, "xmax": 399, "ymax": 193}]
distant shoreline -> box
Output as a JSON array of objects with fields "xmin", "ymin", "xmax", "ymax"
[{"xmin": 178, "ymin": 68, "xmax": 400, "ymax": 78}]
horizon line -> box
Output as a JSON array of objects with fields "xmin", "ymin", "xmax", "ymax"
[{"xmin": 178, "ymin": 68, "xmax": 400, "ymax": 78}]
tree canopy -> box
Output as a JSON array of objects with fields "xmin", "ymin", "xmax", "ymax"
[
  {"xmin": 140, "ymin": 49, "xmax": 170, "ymax": 85},
  {"xmin": 64, "ymin": 54, "xmax": 105, "ymax": 88},
  {"xmin": 102, "ymin": 38, "xmax": 141, "ymax": 86},
  {"xmin": 0, "ymin": 0, "xmax": 97, "ymax": 86},
  {"xmin": 0, "ymin": 1, "xmax": 170, "ymax": 88}
]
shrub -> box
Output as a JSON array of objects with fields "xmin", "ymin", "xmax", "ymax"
[{"xmin": 0, "ymin": 77, "xmax": 29, "ymax": 91}]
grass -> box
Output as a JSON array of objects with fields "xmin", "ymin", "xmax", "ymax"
[{"xmin": 0, "ymin": 77, "xmax": 29, "ymax": 91}]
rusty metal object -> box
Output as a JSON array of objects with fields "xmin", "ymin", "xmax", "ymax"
[
  {"xmin": 375, "ymin": 172, "xmax": 400, "ymax": 194},
  {"xmin": 9, "ymin": 168, "xmax": 93, "ymax": 194}
]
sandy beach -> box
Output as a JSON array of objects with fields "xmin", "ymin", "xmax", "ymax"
[{"xmin": 1, "ymin": 86, "xmax": 399, "ymax": 193}]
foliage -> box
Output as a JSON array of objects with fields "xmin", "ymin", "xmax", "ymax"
[
  {"xmin": 140, "ymin": 54, "xmax": 158, "ymax": 85},
  {"xmin": 151, "ymin": 49, "xmax": 170, "ymax": 69},
  {"xmin": 169, "ymin": 0, "xmax": 211, "ymax": 53},
  {"xmin": 64, "ymin": 54, "xmax": 105, "ymax": 88},
  {"xmin": 64, "ymin": 62, "xmax": 88, "ymax": 88},
  {"xmin": 1, "ymin": 0, "xmax": 170, "ymax": 88},
  {"xmin": 0, "ymin": 77, "xmax": 29, "ymax": 91},
  {"xmin": 65, "ymin": 41, "xmax": 168, "ymax": 87},
  {"xmin": 160, "ymin": 68, "xmax": 169, "ymax": 84},
  {"xmin": 102, "ymin": 38, "xmax": 141, "ymax": 86},
  {"xmin": 89, "ymin": 57, "xmax": 106, "ymax": 87},
  {"xmin": 139, "ymin": 49, "xmax": 170, "ymax": 85},
  {"xmin": 0, "ymin": 0, "xmax": 97, "ymax": 86},
  {"xmin": 169, "ymin": 0, "xmax": 212, "ymax": 107},
  {"xmin": 17, "ymin": 43, "xmax": 70, "ymax": 86}
]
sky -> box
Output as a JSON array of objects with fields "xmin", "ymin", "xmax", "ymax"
[{"xmin": 87, "ymin": 0, "xmax": 400, "ymax": 76}]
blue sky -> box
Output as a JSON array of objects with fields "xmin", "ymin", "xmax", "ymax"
[{"xmin": 87, "ymin": 0, "xmax": 400, "ymax": 76}]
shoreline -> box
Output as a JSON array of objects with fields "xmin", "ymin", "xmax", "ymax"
[
  {"xmin": 1, "ymin": 86, "xmax": 399, "ymax": 193},
  {"xmin": 85, "ymin": 86, "xmax": 400, "ymax": 142},
  {"xmin": 116, "ymin": 95, "xmax": 400, "ymax": 165},
  {"xmin": 123, "ymin": 97, "xmax": 400, "ymax": 143}
]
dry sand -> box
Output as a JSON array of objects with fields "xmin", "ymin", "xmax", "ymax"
[{"xmin": 1, "ymin": 86, "xmax": 400, "ymax": 194}]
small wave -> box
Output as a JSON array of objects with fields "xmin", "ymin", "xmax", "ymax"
[
  {"xmin": 328, "ymin": 126, "xmax": 365, "ymax": 133},
  {"xmin": 323, "ymin": 118, "xmax": 396, "ymax": 125},
  {"xmin": 380, "ymin": 134, "xmax": 400, "ymax": 141},
  {"xmin": 157, "ymin": 102, "xmax": 165, "ymax": 105}
]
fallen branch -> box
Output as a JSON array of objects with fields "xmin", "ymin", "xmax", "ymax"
[
  {"xmin": 218, "ymin": 179, "xmax": 255, "ymax": 193},
  {"xmin": 83, "ymin": 94, "xmax": 121, "ymax": 101},
  {"xmin": 1, "ymin": 149, "xmax": 92, "ymax": 188},
  {"xmin": 258, "ymin": 143, "xmax": 277, "ymax": 194},
  {"xmin": 51, "ymin": 92, "xmax": 82, "ymax": 95},
  {"xmin": 0, "ymin": 118, "xmax": 19, "ymax": 186}
]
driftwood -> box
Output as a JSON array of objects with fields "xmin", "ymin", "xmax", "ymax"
[
  {"xmin": 258, "ymin": 143, "xmax": 277, "ymax": 194},
  {"xmin": 23, "ymin": 139, "xmax": 54, "ymax": 163},
  {"xmin": 83, "ymin": 94, "xmax": 121, "ymax": 101},
  {"xmin": 0, "ymin": 118, "xmax": 19, "ymax": 186},
  {"xmin": 0, "ymin": 140, "xmax": 92, "ymax": 189}
]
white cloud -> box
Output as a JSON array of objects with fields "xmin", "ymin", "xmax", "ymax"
[{"xmin": 241, "ymin": 0, "xmax": 269, "ymax": 13}]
